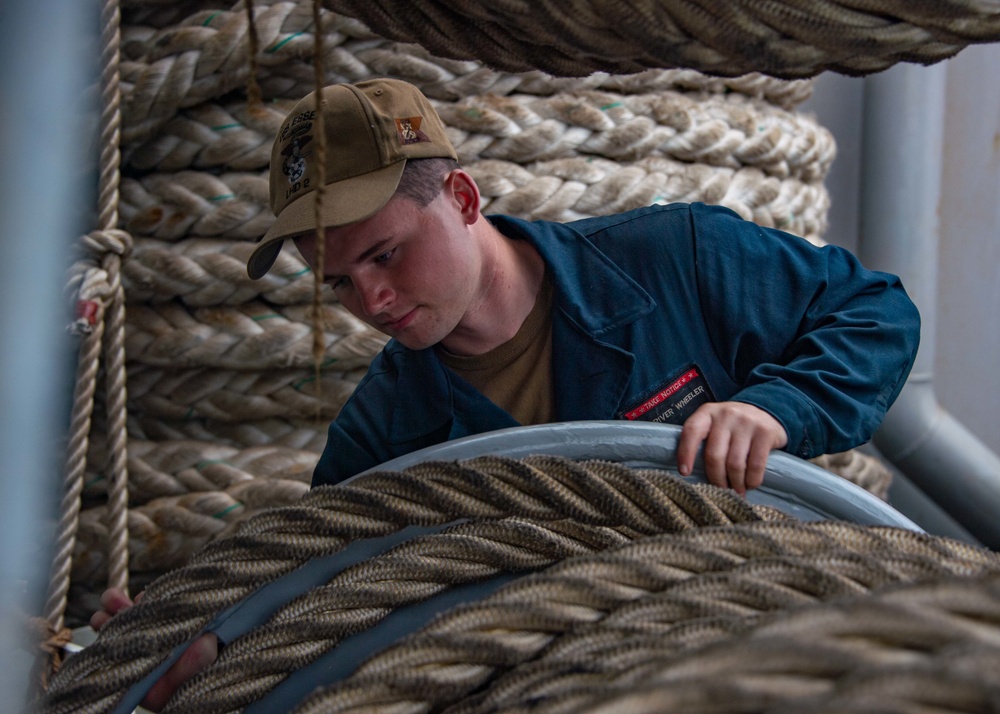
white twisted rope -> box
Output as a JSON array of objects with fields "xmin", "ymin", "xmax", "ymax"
[
  {"xmin": 119, "ymin": 161, "xmax": 830, "ymax": 244},
  {"xmin": 126, "ymin": 363, "xmax": 366, "ymax": 423},
  {"xmin": 124, "ymin": 299, "xmax": 387, "ymax": 370},
  {"xmin": 83, "ymin": 438, "xmax": 320, "ymax": 503},
  {"xmin": 125, "ymin": 415, "xmax": 329, "ymax": 451}
]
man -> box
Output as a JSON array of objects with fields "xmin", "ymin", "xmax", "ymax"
[
  {"xmin": 248, "ymin": 77, "xmax": 919, "ymax": 494},
  {"xmin": 93, "ymin": 77, "xmax": 919, "ymax": 709}
]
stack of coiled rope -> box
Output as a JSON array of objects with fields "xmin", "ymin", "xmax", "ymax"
[{"xmin": 63, "ymin": 0, "xmax": 873, "ymax": 623}]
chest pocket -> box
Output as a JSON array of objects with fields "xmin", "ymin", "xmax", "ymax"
[{"xmin": 617, "ymin": 363, "xmax": 716, "ymax": 425}]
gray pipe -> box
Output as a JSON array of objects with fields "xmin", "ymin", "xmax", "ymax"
[
  {"xmin": 0, "ymin": 0, "xmax": 94, "ymax": 706},
  {"xmin": 860, "ymin": 63, "xmax": 1000, "ymax": 550}
]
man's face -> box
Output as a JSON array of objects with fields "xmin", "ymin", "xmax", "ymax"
[{"xmin": 294, "ymin": 190, "xmax": 481, "ymax": 351}]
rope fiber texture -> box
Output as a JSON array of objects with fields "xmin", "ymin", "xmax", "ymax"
[
  {"xmin": 291, "ymin": 526, "xmax": 1000, "ymax": 714},
  {"xmin": 43, "ymin": 455, "xmax": 782, "ymax": 713},
  {"xmin": 323, "ymin": 0, "xmax": 1000, "ymax": 79},
  {"xmin": 41, "ymin": 457, "xmax": 1000, "ymax": 713},
  {"xmin": 438, "ymin": 574, "xmax": 1000, "ymax": 714}
]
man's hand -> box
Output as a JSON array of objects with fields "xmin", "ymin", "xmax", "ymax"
[
  {"xmin": 90, "ymin": 587, "xmax": 218, "ymax": 712},
  {"xmin": 675, "ymin": 402, "xmax": 788, "ymax": 495}
]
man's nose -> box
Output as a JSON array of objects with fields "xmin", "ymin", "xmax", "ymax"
[{"xmin": 357, "ymin": 278, "xmax": 392, "ymax": 317}]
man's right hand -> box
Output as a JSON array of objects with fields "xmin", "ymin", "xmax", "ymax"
[{"xmin": 90, "ymin": 587, "xmax": 218, "ymax": 712}]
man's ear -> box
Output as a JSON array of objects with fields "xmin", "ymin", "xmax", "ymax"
[{"xmin": 443, "ymin": 169, "xmax": 482, "ymax": 224}]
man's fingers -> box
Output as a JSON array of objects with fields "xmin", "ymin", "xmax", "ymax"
[
  {"xmin": 676, "ymin": 401, "xmax": 787, "ymax": 494},
  {"xmin": 700, "ymin": 426, "xmax": 734, "ymax": 491},
  {"xmin": 142, "ymin": 634, "xmax": 219, "ymax": 712},
  {"xmin": 676, "ymin": 411, "xmax": 711, "ymax": 476},
  {"xmin": 722, "ymin": 432, "xmax": 753, "ymax": 496},
  {"xmin": 91, "ymin": 588, "xmax": 135, "ymax": 631},
  {"xmin": 745, "ymin": 439, "xmax": 771, "ymax": 490}
]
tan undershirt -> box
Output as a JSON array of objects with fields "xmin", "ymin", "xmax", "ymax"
[{"xmin": 436, "ymin": 275, "xmax": 555, "ymax": 425}]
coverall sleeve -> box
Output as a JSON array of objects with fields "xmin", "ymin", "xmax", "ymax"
[
  {"xmin": 688, "ymin": 203, "xmax": 920, "ymax": 458},
  {"xmin": 311, "ymin": 357, "xmax": 393, "ymax": 487}
]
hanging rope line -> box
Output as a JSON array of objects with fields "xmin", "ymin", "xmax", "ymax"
[{"xmin": 42, "ymin": 0, "xmax": 133, "ymax": 683}]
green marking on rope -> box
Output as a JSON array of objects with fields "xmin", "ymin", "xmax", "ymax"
[
  {"xmin": 84, "ymin": 474, "xmax": 106, "ymax": 487},
  {"xmin": 184, "ymin": 406, "xmax": 196, "ymax": 421},
  {"xmin": 209, "ymin": 194, "xmax": 235, "ymax": 201},
  {"xmin": 252, "ymin": 313, "xmax": 282, "ymax": 321},
  {"xmin": 464, "ymin": 108, "xmax": 483, "ymax": 118},
  {"xmin": 293, "ymin": 375, "xmax": 317, "ymax": 390},
  {"xmin": 195, "ymin": 459, "xmax": 230, "ymax": 469},
  {"xmin": 600, "ymin": 102, "xmax": 622, "ymax": 111},
  {"xmin": 212, "ymin": 502, "xmax": 243, "ymax": 519},
  {"xmin": 321, "ymin": 358, "xmax": 339, "ymax": 367},
  {"xmin": 202, "ymin": 12, "xmax": 221, "ymax": 26},
  {"xmin": 284, "ymin": 267, "xmax": 312, "ymax": 278},
  {"xmin": 212, "ymin": 123, "xmax": 242, "ymax": 131},
  {"xmin": 266, "ymin": 33, "xmax": 301, "ymax": 53}
]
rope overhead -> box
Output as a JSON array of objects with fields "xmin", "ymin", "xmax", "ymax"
[{"xmin": 324, "ymin": 0, "xmax": 1000, "ymax": 78}]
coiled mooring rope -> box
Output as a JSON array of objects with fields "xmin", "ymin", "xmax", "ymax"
[
  {"xmin": 322, "ymin": 0, "xmax": 1000, "ymax": 78},
  {"xmin": 43, "ymin": 455, "xmax": 777, "ymax": 713},
  {"xmin": 287, "ymin": 528, "xmax": 1000, "ymax": 714},
  {"xmin": 41, "ymin": 457, "xmax": 1000, "ymax": 714},
  {"xmin": 430, "ymin": 574, "xmax": 1000, "ymax": 714}
]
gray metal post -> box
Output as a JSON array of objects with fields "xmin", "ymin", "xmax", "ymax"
[
  {"xmin": 0, "ymin": 0, "xmax": 96, "ymax": 706},
  {"xmin": 860, "ymin": 63, "xmax": 1000, "ymax": 550}
]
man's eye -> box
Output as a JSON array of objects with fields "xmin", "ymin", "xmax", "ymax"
[
  {"xmin": 327, "ymin": 277, "xmax": 348, "ymax": 290},
  {"xmin": 374, "ymin": 249, "xmax": 395, "ymax": 264}
]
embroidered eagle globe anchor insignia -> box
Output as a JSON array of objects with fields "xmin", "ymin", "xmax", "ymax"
[
  {"xmin": 282, "ymin": 134, "xmax": 311, "ymax": 185},
  {"xmin": 395, "ymin": 116, "xmax": 430, "ymax": 145}
]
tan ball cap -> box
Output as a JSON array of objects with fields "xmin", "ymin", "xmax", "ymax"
[{"xmin": 247, "ymin": 78, "xmax": 458, "ymax": 280}]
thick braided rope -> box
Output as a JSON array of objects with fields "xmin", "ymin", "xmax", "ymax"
[
  {"xmin": 75, "ymin": 441, "xmax": 319, "ymax": 586},
  {"xmin": 812, "ymin": 450, "xmax": 892, "ymax": 501},
  {"xmin": 286, "ymin": 521, "xmax": 1000, "ymax": 714},
  {"xmin": 120, "ymin": 0, "xmax": 816, "ymax": 105},
  {"xmin": 124, "ymin": 91, "xmax": 834, "ymax": 181},
  {"xmin": 82, "ymin": 439, "xmax": 319, "ymax": 503},
  {"xmin": 71, "ymin": 436, "xmax": 889, "ymax": 588},
  {"xmin": 124, "ymin": 300, "xmax": 387, "ymax": 370},
  {"xmin": 118, "ymin": 162, "xmax": 829, "ymax": 244},
  {"xmin": 122, "ymin": 238, "xmax": 323, "ymax": 307},
  {"xmin": 323, "ymin": 0, "xmax": 1000, "ymax": 78},
  {"xmin": 125, "ymin": 363, "xmax": 366, "ymax": 424},
  {"xmin": 42, "ymin": 456, "xmax": 774, "ymax": 713},
  {"xmin": 72, "ymin": 476, "xmax": 311, "ymax": 585},
  {"xmin": 124, "ymin": 416, "xmax": 330, "ymax": 452},
  {"xmin": 117, "ymin": 1, "xmax": 817, "ymax": 144},
  {"xmin": 119, "ymin": 3, "xmax": 375, "ymax": 143},
  {"xmin": 441, "ymin": 574, "xmax": 1000, "ymax": 714}
]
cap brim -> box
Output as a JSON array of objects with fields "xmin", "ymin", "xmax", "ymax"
[{"xmin": 247, "ymin": 160, "xmax": 407, "ymax": 279}]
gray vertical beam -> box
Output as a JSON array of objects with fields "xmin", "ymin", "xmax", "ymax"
[
  {"xmin": 860, "ymin": 63, "xmax": 1000, "ymax": 550},
  {"xmin": 0, "ymin": 0, "xmax": 96, "ymax": 706}
]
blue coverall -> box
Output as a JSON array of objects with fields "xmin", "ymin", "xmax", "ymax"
[{"xmin": 312, "ymin": 202, "xmax": 920, "ymax": 487}]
